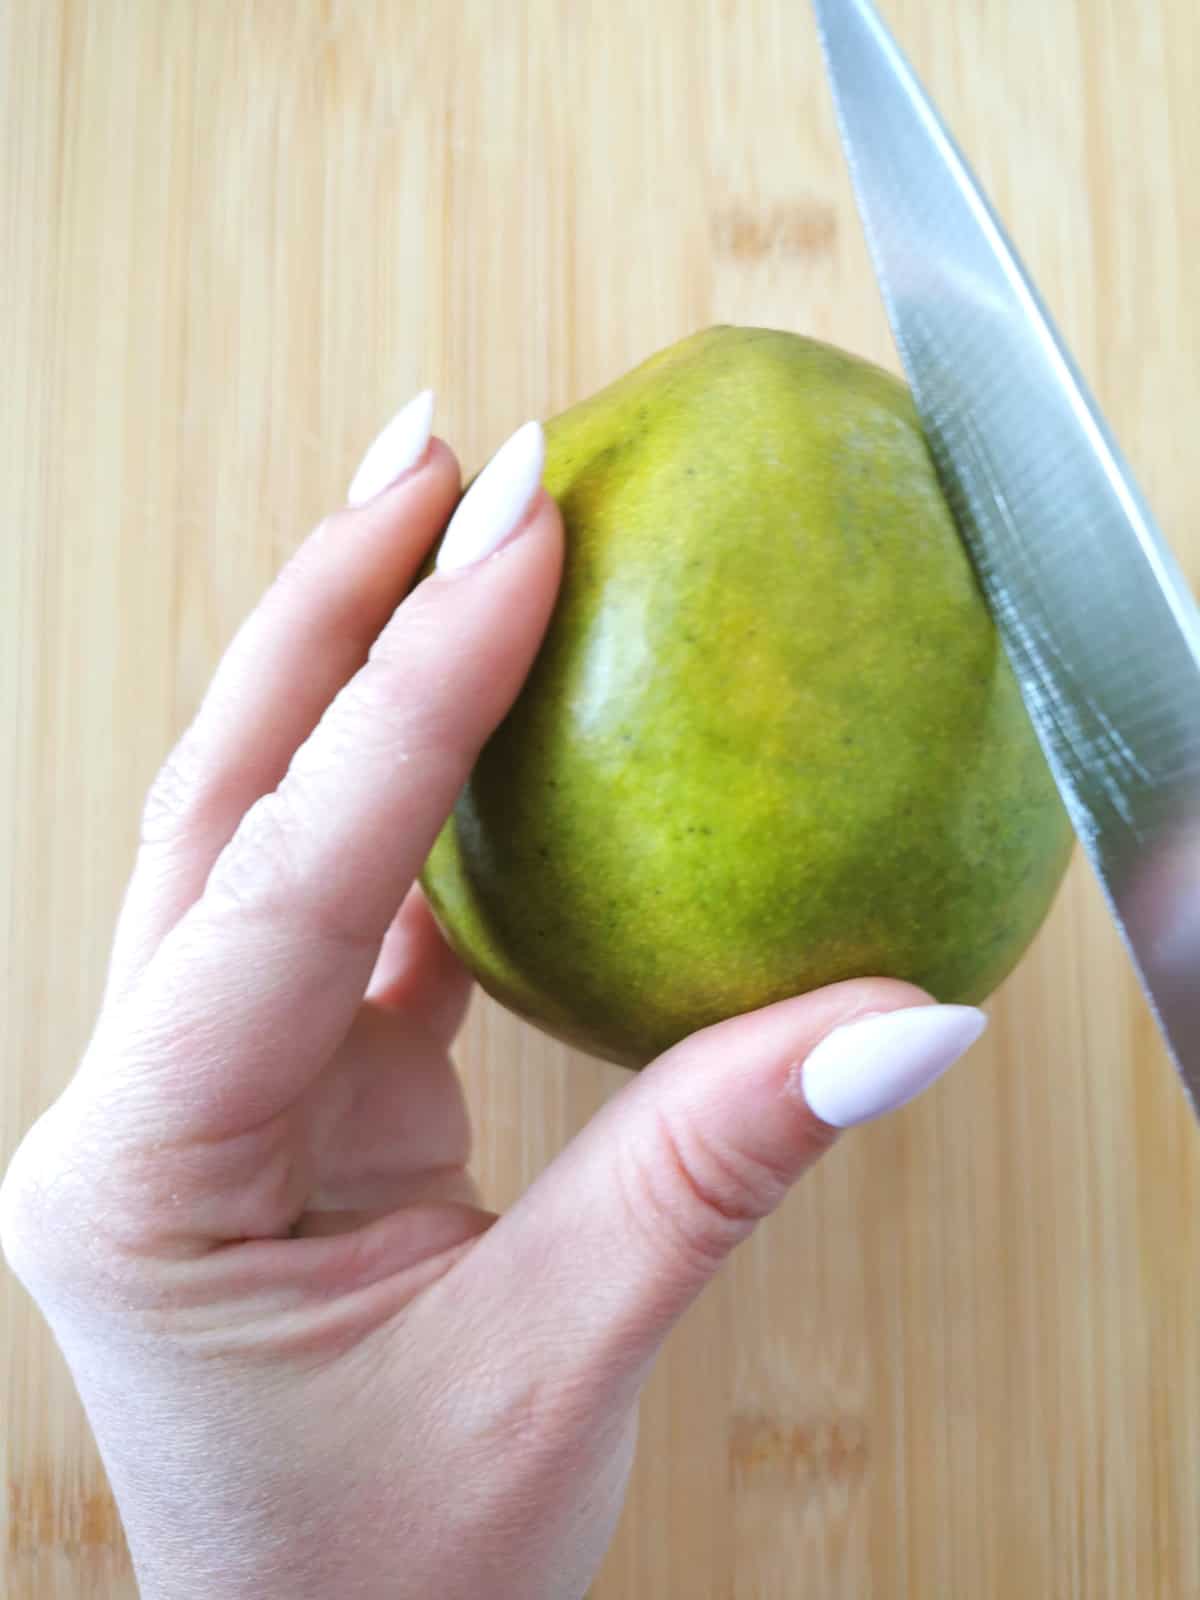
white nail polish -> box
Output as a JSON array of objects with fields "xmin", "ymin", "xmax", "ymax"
[
  {"xmin": 799, "ymin": 1005, "xmax": 988, "ymax": 1128},
  {"xmin": 347, "ymin": 390, "xmax": 435, "ymax": 506},
  {"xmin": 436, "ymin": 420, "xmax": 545, "ymax": 572}
]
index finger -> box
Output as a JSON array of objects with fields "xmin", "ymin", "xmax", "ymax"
[{"xmin": 114, "ymin": 424, "xmax": 561, "ymax": 1140}]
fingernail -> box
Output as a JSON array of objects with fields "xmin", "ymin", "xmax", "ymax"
[
  {"xmin": 797, "ymin": 1005, "xmax": 988, "ymax": 1128},
  {"xmin": 347, "ymin": 390, "xmax": 435, "ymax": 506},
  {"xmin": 436, "ymin": 420, "xmax": 545, "ymax": 572}
]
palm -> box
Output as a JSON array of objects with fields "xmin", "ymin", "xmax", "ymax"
[{"xmin": 164, "ymin": 889, "xmax": 492, "ymax": 1309}]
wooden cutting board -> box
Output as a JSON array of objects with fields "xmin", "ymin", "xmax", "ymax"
[{"xmin": 3, "ymin": 2, "xmax": 1198, "ymax": 1595}]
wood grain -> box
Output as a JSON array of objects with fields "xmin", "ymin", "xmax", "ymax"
[{"xmin": 3, "ymin": 2, "xmax": 1198, "ymax": 1595}]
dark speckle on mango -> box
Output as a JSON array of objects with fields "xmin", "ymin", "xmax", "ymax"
[{"xmin": 421, "ymin": 327, "xmax": 1075, "ymax": 1068}]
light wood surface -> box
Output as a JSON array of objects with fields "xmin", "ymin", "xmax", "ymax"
[{"xmin": 4, "ymin": 2, "xmax": 1198, "ymax": 1595}]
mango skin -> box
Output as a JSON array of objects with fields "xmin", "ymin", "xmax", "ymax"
[{"xmin": 422, "ymin": 327, "xmax": 1075, "ymax": 1068}]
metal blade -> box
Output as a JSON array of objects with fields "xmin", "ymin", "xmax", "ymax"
[{"xmin": 814, "ymin": 0, "xmax": 1200, "ymax": 1105}]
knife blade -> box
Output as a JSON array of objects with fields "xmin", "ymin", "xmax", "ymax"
[{"xmin": 813, "ymin": 0, "xmax": 1200, "ymax": 1106}]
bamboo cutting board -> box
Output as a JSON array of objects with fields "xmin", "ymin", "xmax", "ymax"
[{"xmin": 3, "ymin": 3, "xmax": 1199, "ymax": 1596}]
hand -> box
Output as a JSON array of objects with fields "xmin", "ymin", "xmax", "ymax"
[{"xmin": 1, "ymin": 392, "xmax": 986, "ymax": 1600}]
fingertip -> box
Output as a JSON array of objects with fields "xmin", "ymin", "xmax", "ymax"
[
  {"xmin": 640, "ymin": 977, "xmax": 942, "ymax": 1168},
  {"xmin": 416, "ymin": 436, "xmax": 464, "ymax": 493},
  {"xmin": 796, "ymin": 998, "xmax": 987, "ymax": 1131},
  {"xmin": 362, "ymin": 436, "xmax": 464, "ymax": 525},
  {"xmin": 347, "ymin": 390, "xmax": 437, "ymax": 506},
  {"xmin": 321, "ymin": 438, "xmax": 460, "ymax": 544},
  {"xmin": 412, "ymin": 486, "xmax": 564, "ymax": 637},
  {"xmin": 432, "ymin": 420, "xmax": 563, "ymax": 575},
  {"xmin": 500, "ymin": 486, "xmax": 565, "ymax": 569}
]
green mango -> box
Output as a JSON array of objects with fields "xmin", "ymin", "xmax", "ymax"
[{"xmin": 421, "ymin": 326, "xmax": 1074, "ymax": 1068}]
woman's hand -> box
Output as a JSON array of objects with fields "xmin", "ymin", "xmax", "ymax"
[{"xmin": 0, "ymin": 393, "xmax": 985, "ymax": 1600}]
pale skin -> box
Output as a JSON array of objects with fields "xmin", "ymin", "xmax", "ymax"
[{"xmin": 1, "ymin": 420, "xmax": 972, "ymax": 1599}]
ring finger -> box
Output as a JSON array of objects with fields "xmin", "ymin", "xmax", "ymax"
[{"xmin": 107, "ymin": 394, "xmax": 459, "ymax": 997}]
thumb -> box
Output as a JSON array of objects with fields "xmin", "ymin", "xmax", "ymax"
[{"xmin": 455, "ymin": 980, "xmax": 986, "ymax": 1382}]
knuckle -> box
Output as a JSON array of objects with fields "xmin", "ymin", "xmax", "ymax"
[
  {"xmin": 266, "ymin": 534, "xmax": 346, "ymax": 633},
  {"xmin": 1, "ymin": 1084, "xmax": 194, "ymax": 1313},
  {"xmin": 139, "ymin": 727, "xmax": 209, "ymax": 849},
  {"xmin": 308, "ymin": 667, "xmax": 418, "ymax": 768},
  {"xmin": 275, "ymin": 516, "xmax": 351, "ymax": 590},
  {"xmin": 272, "ymin": 531, "xmax": 326, "ymax": 595},
  {"xmin": 330, "ymin": 657, "xmax": 469, "ymax": 784},
  {"xmin": 619, "ymin": 1107, "xmax": 792, "ymax": 1274},
  {"xmin": 204, "ymin": 786, "xmax": 309, "ymax": 915},
  {"xmin": 0, "ymin": 1109, "xmax": 97, "ymax": 1292},
  {"xmin": 203, "ymin": 784, "xmax": 376, "ymax": 956}
]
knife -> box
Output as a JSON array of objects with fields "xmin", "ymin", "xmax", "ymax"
[{"xmin": 812, "ymin": 0, "xmax": 1200, "ymax": 1109}]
